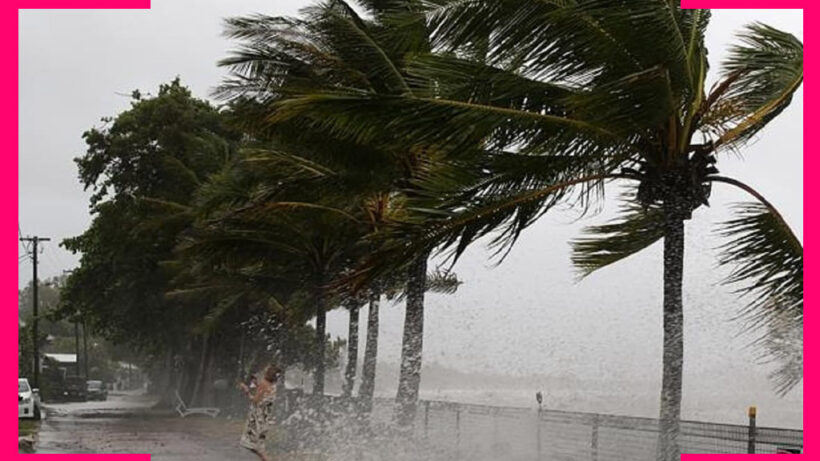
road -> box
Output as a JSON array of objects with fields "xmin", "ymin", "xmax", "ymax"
[{"xmin": 36, "ymin": 391, "xmax": 260, "ymax": 460}]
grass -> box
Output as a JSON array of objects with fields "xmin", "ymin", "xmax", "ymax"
[
  {"xmin": 18, "ymin": 419, "xmax": 39, "ymax": 453},
  {"xmin": 18, "ymin": 419, "xmax": 39, "ymax": 438}
]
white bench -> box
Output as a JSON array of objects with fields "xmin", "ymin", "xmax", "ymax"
[{"xmin": 174, "ymin": 390, "xmax": 220, "ymax": 418}]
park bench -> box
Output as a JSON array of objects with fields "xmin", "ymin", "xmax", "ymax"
[{"xmin": 174, "ymin": 390, "xmax": 220, "ymax": 418}]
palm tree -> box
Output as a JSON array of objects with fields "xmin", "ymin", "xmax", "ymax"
[
  {"xmin": 189, "ymin": 142, "xmax": 463, "ymax": 410},
  {"xmin": 219, "ymin": 0, "xmax": 444, "ymax": 424},
  {"xmin": 160, "ymin": 143, "xmax": 367, "ymax": 397},
  {"xmin": 261, "ymin": 2, "xmax": 802, "ymax": 457},
  {"xmin": 341, "ymin": 297, "xmax": 363, "ymax": 399}
]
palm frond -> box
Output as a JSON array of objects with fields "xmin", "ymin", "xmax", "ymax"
[
  {"xmin": 754, "ymin": 297, "xmax": 802, "ymax": 396},
  {"xmin": 381, "ymin": 268, "xmax": 461, "ymax": 301},
  {"xmin": 405, "ymin": 55, "xmax": 675, "ymax": 136},
  {"xmin": 241, "ymin": 148, "xmax": 338, "ymax": 178},
  {"xmin": 418, "ymin": 0, "xmax": 701, "ymax": 95},
  {"xmin": 703, "ymin": 23, "xmax": 803, "ymax": 149},
  {"xmin": 571, "ymin": 200, "xmax": 665, "ymax": 278},
  {"xmin": 716, "ymin": 202, "xmax": 802, "ymax": 322},
  {"xmin": 348, "ymin": 172, "xmax": 621, "ymax": 291},
  {"xmin": 425, "ymin": 269, "xmax": 462, "ymax": 294},
  {"xmin": 269, "ymin": 91, "xmax": 621, "ymax": 157},
  {"xmin": 308, "ymin": 1, "xmax": 413, "ymax": 94},
  {"xmin": 716, "ymin": 202, "xmax": 803, "ymax": 394}
]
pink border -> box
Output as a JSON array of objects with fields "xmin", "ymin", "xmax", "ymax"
[
  {"xmin": 9, "ymin": 0, "xmax": 153, "ymax": 458},
  {"xmin": 6, "ymin": 1, "xmax": 806, "ymax": 460},
  {"xmin": 679, "ymin": 0, "xmax": 809, "ymax": 459}
]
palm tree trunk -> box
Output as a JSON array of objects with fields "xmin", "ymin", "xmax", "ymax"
[
  {"xmin": 157, "ymin": 347, "xmax": 176, "ymax": 407},
  {"xmin": 202, "ymin": 344, "xmax": 216, "ymax": 407},
  {"xmin": 657, "ymin": 214, "xmax": 685, "ymax": 461},
  {"xmin": 237, "ymin": 328, "xmax": 247, "ymax": 384},
  {"xmin": 395, "ymin": 254, "xmax": 428, "ymax": 427},
  {"xmin": 342, "ymin": 303, "xmax": 360, "ymax": 398},
  {"xmin": 313, "ymin": 292, "xmax": 327, "ymax": 396},
  {"xmin": 190, "ymin": 334, "xmax": 210, "ymax": 406},
  {"xmin": 359, "ymin": 291, "xmax": 380, "ymax": 409}
]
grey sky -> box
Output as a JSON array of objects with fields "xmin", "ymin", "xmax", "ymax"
[{"xmin": 19, "ymin": 4, "xmax": 803, "ymax": 427}]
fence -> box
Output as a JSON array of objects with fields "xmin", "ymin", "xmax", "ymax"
[{"xmin": 287, "ymin": 394, "xmax": 802, "ymax": 460}]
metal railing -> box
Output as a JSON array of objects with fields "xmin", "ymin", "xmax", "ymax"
[{"xmin": 280, "ymin": 393, "xmax": 802, "ymax": 459}]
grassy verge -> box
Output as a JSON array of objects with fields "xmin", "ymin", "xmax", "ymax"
[
  {"xmin": 19, "ymin": 419, "xmax": 39, "ymax": 438},
  {"xmin": 19, "ymin": 419, "xmax": 39, "ymax": 453}
]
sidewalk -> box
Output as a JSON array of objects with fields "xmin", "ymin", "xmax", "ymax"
[
  {"xmin": 34, "ymin": 391, "xmax": 323, "ymax": 460},
  {"xmin": 37, "ymin": 410, "xmax": 261, "ymax": 459}
]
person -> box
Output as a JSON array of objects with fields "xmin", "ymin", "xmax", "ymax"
[{"xmin": 238, "ymin": 365, "xmax": 280, "ymax": 461}]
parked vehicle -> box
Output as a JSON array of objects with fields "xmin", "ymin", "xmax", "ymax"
[
  {"xmin": 18, "ymin": 378, "xmax": 41, "ymax": 420},
  {"xmin": 86, "ymin": 380, "xmax": 108, "ymax": 401},
  {"xmin": 60, "ymin": 376, "xmax": 87, "ymax": 402}
]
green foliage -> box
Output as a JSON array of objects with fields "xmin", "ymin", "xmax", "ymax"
[
  {"xmin": 216, "ymin": 0, "xmax": 803, "ymax": 406},
  {"xmin": 572, "ymin": 200, "xmax": 666, "ymax": 278},
  {"xmin": 60, "ymin": 80, "xmax": 240, "ymax": 354},
  {"xmin": 717, "ymin": 203, "xmax": 802, "ymax": 321},
  {"xmin": 707, "ymin": 23, "xmax": 804, "ymax": 149},
  {"xmin": 56, "ymin": 0, "xmax": 801, "ymax": 412},
  {"xmin": 18, "ymin": 323, "xmax": 34, "ymax": 379},
  {"xmin": 78, "ymin": 78, "xmax": 237, "ymax": 207}
]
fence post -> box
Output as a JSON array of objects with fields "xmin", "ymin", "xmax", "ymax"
[
  {"xmin": 424, "ymin": 400, "xmax": 430, "ymax": 438},
  {"xmin": 493, "ymin": 407, "xmax": 499, "ymax": 453},
  {"xmin": 456, "ymin": 407, "xmax": 461, "ymax": 460},
  {"xmin": 536, "ymin": 405, "xmax": 542, "ymax": 461},
  {"xmin": 747, "ymin": 406, "xmax": 757, "ymax": 454},
  {"xmin": 591, "ymin": 414, "xmax": 599, "ymax": 461}
]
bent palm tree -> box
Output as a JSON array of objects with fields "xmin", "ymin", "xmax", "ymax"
[
  {"xmin": 264, "ymin": 2, "xmax": 802, "ymax": 457},
  {"xmin": 168, "ymin": 146, "xmax": 366, "ymax": 396},
  {"xmin": 219, "ymin": 0, "xmax": 444, "ymax": 425}
]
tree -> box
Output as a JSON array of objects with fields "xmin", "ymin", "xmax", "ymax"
[
  {"xmin": 58, "ymin": 79, "xmax": 240, "ymax": 403},
  {"xmin": 18, "ymin": 323, "xmax": 34, "ymax": 380},
  {"xmin": 355, "ymin": 265, "xmax": 461, "ymax": 408},
  {"xmin": 19, "ymin": 277, "xmax": 74, "ymax": 378},
  {"xmin": 219, "ymin": 0, "xmax": 443, "ymax": 424},
  {"xmin": 341, "ymin": 295, "xmax": 365, "ymax": 399},
  {"xmin": 260, "ymin": 2, "xmax": 802, "ymax": 456},
  {"xmin": 168, "ymin": 145, "xmax": 366, "ymax": 397}
]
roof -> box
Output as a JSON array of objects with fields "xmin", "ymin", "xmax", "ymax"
[{"xmin": 44, "ymin": 353, "xmax": 77, "ymax": 364}]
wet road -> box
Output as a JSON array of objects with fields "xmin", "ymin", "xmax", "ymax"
[{"xmin": 37, "ymin": 391, "xmax": 259, "ymax": 460}]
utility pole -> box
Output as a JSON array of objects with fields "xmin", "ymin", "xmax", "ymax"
[
  {"xmin": 82, "ymin": 320, "xmax": 89, "ymax": 379},
  {"xmin": 74, "ymin": 322, "xmax": 81, "ymax": 377},
  {"xmin": 20, "ymin": 235, "xmax": 50, "ymax": 389}
]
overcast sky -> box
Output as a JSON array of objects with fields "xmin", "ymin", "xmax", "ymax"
[{"xmin": 19, "ymin": 4, "xmax": 803, "ymax": 427}]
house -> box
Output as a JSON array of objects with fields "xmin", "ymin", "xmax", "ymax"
[{"xmin": 42, "ymin": 353, "xmax": 78, "ymax": 378}]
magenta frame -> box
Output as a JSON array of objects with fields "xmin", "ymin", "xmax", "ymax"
[
  {"xmin": 7, "ymin": 0, "xmax": 806, "ymax": 459},
  {"xmin": 10, "ymin": 1, "xmax": 153, "ymax": 458},
  {"xmin": 678, "ymin": 0, "xmax": 809, "ymax": 458}
]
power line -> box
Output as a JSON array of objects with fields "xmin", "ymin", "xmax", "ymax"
[
  {"xmin": 19, "ymin": 235, "xmax": 50, "ymax": 389},
  {"xmin": 19, "ymin": 224, "xmax": 31, "ymax": 258}
]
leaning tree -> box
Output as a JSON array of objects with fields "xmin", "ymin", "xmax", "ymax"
[
  {"xmin": 259, "ymin": 2, "xmax": 802, "ymax": 457},
  {"xmin": 218, "ymin": 0, "xmax": 462, "ymax": 425}
]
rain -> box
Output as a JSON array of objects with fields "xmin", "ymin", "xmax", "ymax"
[{"xmin": 19, "ymin": 2, "xmax": 803, "ymax": 459}]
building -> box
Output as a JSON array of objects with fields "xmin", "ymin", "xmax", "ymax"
[{"xmin": 42, "ymin": 353, "xmax": 78, "ymax": 378}]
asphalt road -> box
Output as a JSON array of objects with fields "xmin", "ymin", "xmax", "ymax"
[{"xmin": 36, "ymin": 391, "xmax": 260, "ymax": 460}]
